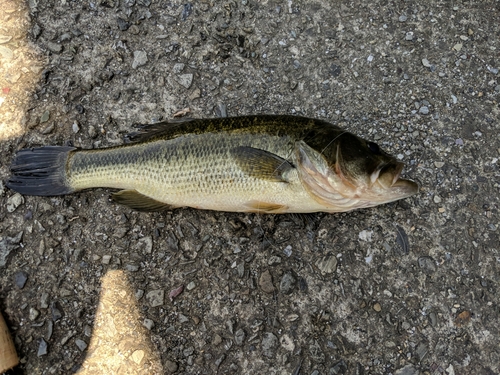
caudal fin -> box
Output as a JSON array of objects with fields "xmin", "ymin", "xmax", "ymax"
[{"xmin": 6, "ymin": 146, "xmax": 76, "ymax": 196}]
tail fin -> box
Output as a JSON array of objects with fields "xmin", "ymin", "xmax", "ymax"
[{"xmin": 6, "ymin": 146, "xmax": 76, "ymax": 196}]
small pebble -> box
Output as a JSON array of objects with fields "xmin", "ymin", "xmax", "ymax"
[
  {"xmin": 429, "ymin": 312, "xmax": 438, "ymax": 327},
  {"xmin": 125, "ymin": 264, "xmax": 139, "ymax": 272},
  {"xmin": 418, "ymin": 256, "xmax": 437, "ymax": 274},
  {"xmin": 75, "ymin": 339, "xmax": 87, "ymax": 351},
  {"xmin": 164, "ymin": 360, "xmax": 178, "ymax": 373},
  {"xmin": 51, "ymin": 302, "xmax": 63, "ymax": 321},
  {"xmin": 37, "ymin": 338, "xmax": 48, "ymax": 357},
  {"xmin": 132, "ymin": 50, "xmax": 148, "ymax": 69},
  {"xmin": 40, "ymin": 292, "xmax": 49, "ymax": 309},
  {"xmin": 176, "ymin": 73, "xmax": 193, "ymax": 89},
  {"xmin": 14, "ymin": 270, "xmax": 29, "ymax": 288},
  {"xmin": 259, "ymin": 270, "xmax": 274, "ymax": 293},
  {"xmin": 117, "ymin": 17, "xmax": 130, "ymax": 31},
  {"xmin": 0, "ymin": 232, "xmax": 23, "ymax": 267},
  {"xmin": 173, "ymin": 63, "xmax": 185, "ymax": 73},
  {"xmin": 315, "ymin": 254, "xmax": 338, "ymax": 275},
  {"xmin": 169, "ymin": 285, "xmax": 184, "ymax": 301},
  {"xmin": 181, "ymin": 3, "xmax": 193, "ymax": 20},
  {"xmin": 129, "ymin": 25, "xmax": 140, "ymax": 35},
  {"xmin": 0, "ymin": 35, "xmax": 13, "ymax": 44},
  {"xmin": 215, "ymin": 354, "xmax": 226, "ymax": 369},
  {"xmin": 373, "ymin": 303, "xmax": 382, "ymax": 312},
  {"xmin": 422, "ymin": 58, "xmax": 431, "ymax": 68},
  {"xmin": 7, "ymin": 193, "xmax": 24, "ymax": 213},
  {"xmin": 135, "ymin": 236, "xmax": 153, "ymax": 254},
  {"xmin": 72, "ymin": 122, "xmax": 80, "ymax": 133},
  {"xmin": 280, "ymin": 334, "xmax": 295, "ymax": 351},
  {"xmin": 419, "ymin": 106, "xmax": 429, "ymax": 115},
  {"xmin": 60, "ymin": 33, "xmax": 71, "ymax": 42},
  {"xmin": 405, "ymin": 32, "xmax": 414, "ymax": 41},
  {"xmin": 143, "ymin": 318, "xmax": 154, "ymax": 330},
  {"xmin": 75, "ymin": 104, "xmax": 85, "ymax": 114},
  {"xmin": 131, "ymin": 349, "xmax": 145, "ymax": 364},
  {"xmin": 433, "ymin": 195, "xmax": 442, "ymax": 203},
  {"xmin": 279, "ymin": 272, "xmax": 296, "ymax": 294},
  {"xmin": 488, "ymin": 67, "xmax": 499, "ymax": 75},
  {"xmin": 212, "ymin": 334, "xmax": 222, "ymax": 345},
  {"xmin": 84, "ymin": 325, "xmax": 91, "ymax": 337},
  {"xmin": 40, "ymin": 110, "xmax": 50, "ymax": 123},
  {"xmin": 358, "ymin": 230, "xmax": 373, "ymax": 242},
  {"xmin": 0, "ymin": 45, "xmax": 13, "ymax": 60},
  {"xmin": 146, "ymin": 289, "xmax": 164, "ymax": 307},
  {"xmin": 261, "ymin": 332, "xmax": 278, "ymax": 358},
  {"xmin": 283, "ymin": 245, "xmax": 292, "ymax": 257},
  {"xmin": 186, "ymin": 281, "xmax": 196, "ymax": 291},
  {"xmin": 88, "ymin": 125, "xmax": 97, "ymax": 138},
  {"xmin": 399, "ymin": 15, "xmax": 407, "ymax": 22},
  {"xmin": 234, "ymin": 328, "xmax": 245, "ymax": 346},
  {"xmin": 46, "ymin": 41, "xmax": 63, "ymax": 53},
  {"xmin": 329, "ymin": 63, "xmax": 341, "ymax": 77},
  {"xmin": 47, "ymin": 320, "xmax": 54, "ymax": 340},
  {"xmin": 395, "ymin": 364, "xmax": 419, "ymax": 375},
  {"xmin": 268, "ymin": 255, "xmax": 281, "ymax": 265},
  {"xmin": 102, "ymin": 255, "xmax": 112, "ymax": 264},
  {"xmin": 135, "ymin": 289, "xmax": 144, "ymax": 300},
  {"xmin": 32, "ymin": 24, "xmax": 42, "ymax": 39},
  {"xmin": 40, "ymin": 123, "xmax": 54, "ymax": 134},
  {"xmin": 29, "ymin": 307, "xmax": 40, "ymax": 321}
]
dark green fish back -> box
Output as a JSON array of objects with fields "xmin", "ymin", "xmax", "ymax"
[{"xmin": 126, "ymin": 115, "xmax": 339, "ymax": 144}]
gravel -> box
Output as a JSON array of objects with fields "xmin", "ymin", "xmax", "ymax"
[
  {"xmin": 146, "ymin": 289, "xmax": 164, "ymax": 307},
  {"xmin": 13, "ymin": 270, "xmax": 28, "ymax": 288},
  {"xmin": 1, "ymin": 0, "xmax": 499, "ymax": 374}
]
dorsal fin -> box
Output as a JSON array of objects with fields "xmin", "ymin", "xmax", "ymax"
[{"xmin": 125, "ymin": 118, "xmax": 197, "ymax": 143}]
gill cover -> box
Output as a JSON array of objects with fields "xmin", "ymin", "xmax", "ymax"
[{"xmin": 295, "ymin": 141, "xmax": 358, "ymax": 211}]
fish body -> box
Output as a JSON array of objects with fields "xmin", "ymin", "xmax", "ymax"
[{"xmin": 7, "ymin": 115, "xmax": 418, "ymax": 213}]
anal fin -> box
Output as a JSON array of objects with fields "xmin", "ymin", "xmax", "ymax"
[{"xmin": 112, "ymin": 190, "xmax": 175, "ymax": 212}]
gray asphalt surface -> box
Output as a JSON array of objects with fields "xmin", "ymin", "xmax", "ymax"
[{"xmin": 1, "ymin": 0, "xmax": 499, "ymax": 374}]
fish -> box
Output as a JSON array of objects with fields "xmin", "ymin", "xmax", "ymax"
[{"xmin": 6, "ymin": 115, "xmax": 418, "ymax": 213}]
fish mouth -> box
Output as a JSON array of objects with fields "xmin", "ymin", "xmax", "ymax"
[{"xmin": 374, "ymin": 162, "xmax": 419, "ymax": 196}]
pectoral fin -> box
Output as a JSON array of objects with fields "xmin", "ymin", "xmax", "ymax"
[
  {"xmin": 231, "ymin": 146, "xmax": 294, "ymax": 182},
  {"xmin": 112, "ymin": 190, "xmax": 176, "ymax": 211}
]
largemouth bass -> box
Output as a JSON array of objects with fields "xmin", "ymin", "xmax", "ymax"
[{"xmin": 6, "ymin": 115, "xmax": 418, "ymax": 213}]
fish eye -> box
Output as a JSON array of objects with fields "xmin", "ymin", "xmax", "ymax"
[{"xmin": 367, "ymin": 142, "xmax": 381, "ymax": 154}]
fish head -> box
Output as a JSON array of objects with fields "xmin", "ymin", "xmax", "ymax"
[{"xmin": 297, "ymin": 132, "xmax": 418, "ymax": 211}]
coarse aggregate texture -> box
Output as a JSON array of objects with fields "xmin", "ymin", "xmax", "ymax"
[{"xmin": 0, "ymin": 0, "xmax": 499, "ymax": 374}]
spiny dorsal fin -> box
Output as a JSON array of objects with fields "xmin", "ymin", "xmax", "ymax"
[
  {"xmin": 112, "ymin": 189, "xmax": 176, "ymax": 211},
  {"xmin": 231, "ymin": 146, "xmax": 294, "ymax": 182},
  {"xmin": 125, "ymin": 118, "xmax": 197, "ymax": 143}
]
